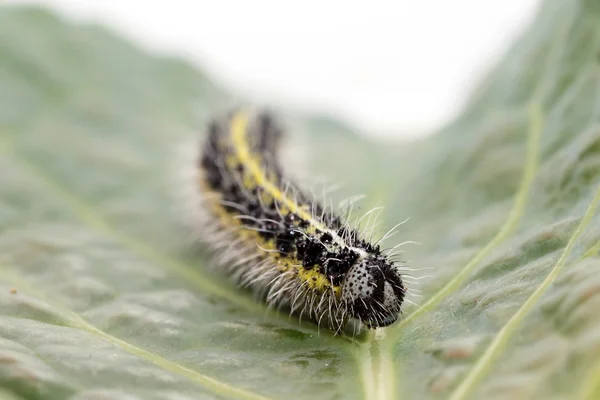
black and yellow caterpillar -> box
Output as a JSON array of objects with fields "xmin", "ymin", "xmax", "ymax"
[{"xmin": 192, "ymin": 109, "xmax": 406, "ymax": 332}]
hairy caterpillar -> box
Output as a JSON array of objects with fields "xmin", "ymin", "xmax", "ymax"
[{"xmin": 189, "ymin": 109, "xmax": 407, "ymax": 332}]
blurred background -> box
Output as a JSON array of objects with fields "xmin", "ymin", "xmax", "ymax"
[{"xmin": 6, "ymin": 0, "xmax": 539, "ymax": 139}]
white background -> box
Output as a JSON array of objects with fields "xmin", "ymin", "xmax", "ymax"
[{"xmin": 7, "ymin": 0, "xmax": 539, "ymax": 138}]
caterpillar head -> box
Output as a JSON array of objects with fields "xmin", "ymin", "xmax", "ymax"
[{"xmin": 341, "ymin": 255, "xmax": 405, "ymax": 328}]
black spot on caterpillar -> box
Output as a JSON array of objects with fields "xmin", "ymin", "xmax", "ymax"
[{"xmin": 189, "ymin": 109, "xmax": 407, "ymax": 332}]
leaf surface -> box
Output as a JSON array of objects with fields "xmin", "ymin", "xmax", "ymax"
[{"xmin": 1, "ymin": 3, "xmax": 600, "ymax": 400}]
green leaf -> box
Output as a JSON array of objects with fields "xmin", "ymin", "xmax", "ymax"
[{"xmin": 1, "ymin": 2, "xmax": 600, "ymax": 400}]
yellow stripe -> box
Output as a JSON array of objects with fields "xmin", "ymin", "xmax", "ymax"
[
  {"xmin": 230, "ymin": 111, "xmax": 331, "ymax": 237},
  {"xmin": 195, "ymin": 110, "xmax": 346, "ymax": 293},
  {"xmin": 197, "ymin": 170, "xmax": 339, "ymax": 293}
]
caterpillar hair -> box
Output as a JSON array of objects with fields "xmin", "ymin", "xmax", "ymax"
[{"xmin": 186, "ymin": 109, "xmax": 407, "ymax": 333}]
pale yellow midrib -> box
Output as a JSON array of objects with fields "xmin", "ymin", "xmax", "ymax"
[{"xmin": 366, "ymin": 90, "xmax": 544, "ymax": 400}]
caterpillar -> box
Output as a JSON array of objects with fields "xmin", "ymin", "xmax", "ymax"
[{"xmin": 188, "ymin": 109, "xmax": 407, "ymax": 333}]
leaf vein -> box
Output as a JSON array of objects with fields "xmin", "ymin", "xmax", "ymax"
[
  {"xmin": 391, "ymin": 101, "xmax": 543, "ymax": 335},
  {"xmin": 0, "ymin": 141, "xmax": 292, "ymax": 318},
  {"xmin": 0, "ymin": 268, "xmax": 272, "ymax": 400},
  {"xmin": 448, "ymin": 185, "xmax": 600, "ymax": 400}
]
